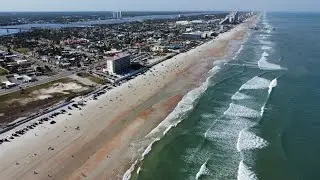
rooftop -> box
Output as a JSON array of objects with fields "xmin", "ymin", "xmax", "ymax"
[{"xmin": 107, "ymin": 53, "xmax": 130, "ymax": 61}]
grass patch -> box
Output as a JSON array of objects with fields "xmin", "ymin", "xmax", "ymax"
[
  {"xmin": 77, "ymin": 72, "xmax": 105, "ymax": 85},
  {"xmin": 0, "ymin": 67, "xmax": 9, "ymax": 75},
  {"xmin": 0, "ymin": 77, "xmax": 94, "ymax": 124},
  {"xmin": 14, "ymin": 48, "xmax": 29, "ymax": 55},
  {"xmin": 0, "ymin": 78, "xmax": 73, "ymax": 102}
]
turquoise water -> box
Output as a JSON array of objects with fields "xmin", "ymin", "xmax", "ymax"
[{"xmin": 128, "ymin": 12, "xmax": 320, "ymax": 180}]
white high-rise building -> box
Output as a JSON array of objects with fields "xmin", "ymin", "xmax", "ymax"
[
  {"xmin": 113, "ymin": 12, "xmax": 117, "ymax": 19},
  {"xmin": 113, "ymin": 11, "xmax": 122, "ymax": 19},
  {"xmin": 107, "ymin": 53, "xmax": 131, "ymax": 74},
  {"xmin": 119, "ymin": 11, "xmax": 122, "ymax": 19}
]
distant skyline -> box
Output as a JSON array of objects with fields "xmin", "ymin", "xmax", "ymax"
[{"xmin": 0, "ymin": 0, "xmax": 319, "ymax": 12}]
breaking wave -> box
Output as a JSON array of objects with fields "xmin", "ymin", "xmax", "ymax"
[
  {"xmin": 123, "ymin": 160, "xmax": 139, "ymax": 180},
  {"xmin": 268, "ymin": 78, "xmax": 278, "ymax": 95},
  {"xmin": 262, "ymin": 51, "xmax": 269, "ymax": 57},
  {"xmin": 258, "ymin": 56, "xmax": 282, "ymax": 70},
  {"xmin": 196, "ymin": 160, "xmax": 210, "ymax": 179},
  {"xmin": 260, "ymin": 40, "xmax": 272, "ymax": 45},
  {"xmin": 233, "ymin": 44, "xmax": 244, "ymax": 60},
  {"xmin": 232, "ymin": 92, "xmax": 253, "ymax": 100},
  {"xmin": 238, "ymin": 161, "xmax": 258, "ymax": 180},
  {"xmin": 122, "ymin": 137, "xmax": 161, "ymax": 180},
  {"xmin": 237, "ymin": 129, "xmax": 269, "ymax": 152},
  {"xmin": 261, "ymin": 46, "xmax": 271, "ymax": 50},
  {"xmin": 224, "ymin": 103, "xmax": 260, "ymax": 119},
  {"xmin": 239, "ymin": 76, "xmax": 271, "ymax": 90},
  {"xmin": 122, "ymin": 65, "xmax": 222, "ymax": 180},
  {"xmin": 148, "ymin": 66, "xmax": 220, "ymax": 137},
  {"xmin": 234, "ymin": 75, "xmax": 278, "ymax": 180},
  {"xmin": 142, "ymin": 138, "xmax": 161, "ymax": 158}
]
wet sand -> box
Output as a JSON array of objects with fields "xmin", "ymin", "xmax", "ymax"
[{"xmin": 0, "ymin": 16, "xmax": 258, "ymax": 180}]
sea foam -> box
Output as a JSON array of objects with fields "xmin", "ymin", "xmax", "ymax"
[
  {"xmin": 122, "ymin": 65, "xmax": 222, "ymax": 180},
  {"xmin": 122, "ymin": 160, "xmax": 139, "ymax": 180},
  {"xmin": 268, "ymin": 78, "xmax": 278, "ymax": 95},
  {"xmin": 142, "ymin": 138, "xmax": 161, "ymax": 158},
  {"xmin": 232, "ymin": 92, "xmax": 253, "ymax": 100},
  {"xmin": 258, "ymin": 56, "xmax": 282, "ymax": 70},
  {"xmin": 261, "ymin": 46, "xmax": 271, "ymax": 50},
  {"xmin": 262, "ymin": 51, "xmax": 269, "ymax": 57},
  {"xmin": 122, "ymin": 138, "xmax": 160, "ymax": 180},
  {"xmin": 239, "ymin": 76, "xmax": 271, "ymax": 90},
  {"xmin": 224, "ymin": 103, "xmax": 260, "ymax": 118},
  {"xmin": 260, "ymin": 40, "xmax": 272, "ymax": 45},
  {"xmin": 233, "ymin": 44, "xmax": 244, "ymax": 60},
  {"xmin": 237, "ymin": 161, "xmax": 258, "ymax": 180},
  {"xmin": 196, "ymin": 161, "xmax": 210, "ymax": 179},
  {"xmin": 147, "ymin": 66, "xmax": 220, "ymax": 137},
  {"xmin": 236, "ymin": 129, "xmax": 269, "ymax": 152}
]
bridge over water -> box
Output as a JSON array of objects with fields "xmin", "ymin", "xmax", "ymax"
[{"xmin": 0, "ymin": 27, "xmax": 30, "ymax": 33}]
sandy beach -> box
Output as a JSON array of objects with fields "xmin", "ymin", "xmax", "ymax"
[{"xmin": 0, "ymin": 16, "xmax": 258, "ymax": 180}]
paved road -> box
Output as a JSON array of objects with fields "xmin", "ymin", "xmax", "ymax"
[{"xmin": 0, "ymin": 71, "xmax": 74, "ymax": 96}]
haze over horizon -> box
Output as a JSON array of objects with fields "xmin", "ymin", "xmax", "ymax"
[{"xmin": 0, "ymin": 0, "xmax": 319, "ymax": 12}]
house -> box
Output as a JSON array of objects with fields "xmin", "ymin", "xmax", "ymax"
[
  {"xmin": 13, "ymin": 74, "xmax": 24, "ymax": 80},
  {"xmin": 22, "ymin": 75, "xmax": 33, "ymax": 83},
  {"xmin": 1, "ymin": 81, "xmax": 16, "ymax": 89},
  {"xmin": 151, "ymin": 45, "xmax": 167, "ymax": 52}
]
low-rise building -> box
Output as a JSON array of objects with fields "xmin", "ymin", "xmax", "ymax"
[
  {"xmin": 1, "ymin": 81, "xmax": 16, "ymax": 89},
  {"xmin": 176, "ymin": 21, "xmax": 190, "ymax": 26},
  {"xmin": 13, "ymin": 74, "xmax": 24, "ymax": 80},
  {"xmin": 22, "ymin": 75, "xmax": 33, "ymax": 83},
  {"xmin": 151, "ymin": 45, "xmax": 167, "ymax": 52},
  {"xmin": 182, "ymin": 32, "xmax": 209, "ymax": 39}
]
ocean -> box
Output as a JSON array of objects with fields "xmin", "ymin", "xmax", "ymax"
[{"xmin": 127, "ymin": 12, "xmax": 320, "ymax": 180}]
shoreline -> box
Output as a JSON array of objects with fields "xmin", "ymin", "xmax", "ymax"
[
  {"xmin": 123, "ymin": 17, "xmax": 258, "ymax": 180},
  {"xmin": 0, "ymin": 16, "xmax": 258, "ymax": 180}
]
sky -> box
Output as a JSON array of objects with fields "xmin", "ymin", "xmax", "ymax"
[{"xmin": 0, "ymin": 0, "xmax": 319, "ymax": 12}]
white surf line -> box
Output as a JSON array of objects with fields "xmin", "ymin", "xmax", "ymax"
[
  {"xmin": 237, "ymin": 16, "xmax": 280, "ymax": 180},
  {"xmin": 125, "ymin": 21, "xmax": 254, "ymax": 179},
  {"xmin": 224, "ymin": 63, "xmax": 245, "ymax": 66},
  {"xmin": 224, "ymin": 62, "xmax": 259, "ymax": 68},
  {"xmin": 262, "ymin": 51, "xmax": 269, "ymax": 57},
  {"xmin": 205, "ymin": 75, "xmax": 268, "ymax": 138},
  {"xmin": 260, "ymin": 40, "xmax": 272, "ymax": 45},
  {"xmin": 189, "ymin": 38, "xmax": 252, "ymax": 178},
  {"xmin": 234, "ymin": 76, "xmax": 275, "ymax": 179},
  {"xmin": 268, "ymin": 78, "xmax": 277, "ymax": 95},
  {"xmin": 136, "ymin": 167, "xmax": 141, "ymax": 174},
  {"xmin": 232, "ymin": 44, "xmax": 245, "ymax": 60},
  {"xmin": 236, "ymin": 129, "xmax": 269, "ymax": 152},
  {"xmin": 238, "ymin": 160, "xmax": 258, "ymax": 180},
  {"xmin": 258, "ymin": 56, "xmax": 282, "ymax": 71},
  {"xmin": 258, "ymin": 37, "xmax": 282, "ymax": 71},
  {"xmin": 232, "ymin": 92, "xmax": 253, "ymax": 101},
  {"xmin": 261, "ymin": 45, "xmax": 272, "ymax": 50},
  {"xmin": 224, "ymin": 103, "xmax": 261, "ymax": 119},
  {"xmin": 196, "ymin": 160, "xmax": 210, "ymax": 180},
  {"xmin": 123, "ymin": 137, "xmax": 161, "ymax": 180},
  {"xmin": 236, "ymin": 76, "xmax": 280, "ymax": 180},
  {"xmin": 239, "ymin": 76, "xmax": 271, "ymax": 90},
  {"xmin": 130, "ymin": 35, "xmax": 248, "ymax": 178},
  {"xmin": 122, "ymin": 65, "xmax": 221, "ymax": 180},
  {"xmin": 122, "ymin": 159, "xmax": 139, "ymax": 180}
]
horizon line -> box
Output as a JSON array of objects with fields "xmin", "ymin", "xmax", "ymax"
[{"xmin": 0, "ymin": 10, "xmax": 318, "ymax": 13}]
